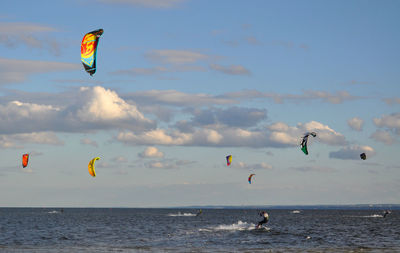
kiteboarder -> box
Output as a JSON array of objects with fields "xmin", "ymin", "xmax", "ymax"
[
  {"xmin": 256, "ymin": 211, "xmax": 269, "ymax": 228},
  {"xmin": 383, "ymin": 210, "xmax": 391, "ymax": 218},
  {"xmin": 196, "ymin": 209, "xmax": 202, "ymax": 216}
]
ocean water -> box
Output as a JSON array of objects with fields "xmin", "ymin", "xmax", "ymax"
[{"xmin": 0, "ymin": 208, "xmax": 399, "ymax": 252}]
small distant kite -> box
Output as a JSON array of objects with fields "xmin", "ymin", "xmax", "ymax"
[
  {"xmin": 300, "ymin": 132, "xmax": 317, "ymax": 155},
  {"xmin": 22, "ymin": 154, "xmax": 29, "ymax": 168},
  {"xmin": 360, "ymin": 153, "xmax": 366, "ymax": 160},
  {"xmin": 81, "ymin": 29, "xmax": 103, "ymax": 76},
  {"xmin": 226, "ymin": 155, "xmax": 232, "ymax": 166},
  {"xmin": 88, "ymin": 157, "xmax": 100, "ymax": 177},
  {"xmin": 248, "ymin": 174, "xmax": 255, "ymax": 184}
]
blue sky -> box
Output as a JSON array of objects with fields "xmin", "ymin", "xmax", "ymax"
[{"xmin": 0, "ymin": 0, "xmax": 399, "ymax": 207}]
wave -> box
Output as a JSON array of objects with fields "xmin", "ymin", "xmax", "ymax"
[
  {"xmin": 47, "ymin": 210, "xmax": 59, "ymax": 214},
  {"xmin": 167, "ymin": 212, "xmax": 196, "ymax": 217},
  {"xmin": 362, "ymin": 214, "xmax": 384, "ymax": 218},
  {"xmin": 345, "ymin": 214, "xmax": 383, "ymax": 218},
  {"xmin": 199, "ymin": 221, "xmax": 270, "ymax": 232},
  {"xmin": 291, "ymin": 210, "xmax": 301, "ymax": 214}
]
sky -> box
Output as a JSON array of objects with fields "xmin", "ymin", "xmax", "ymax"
[{"xmin": 0, "ymin": 0, "xmax": 399, "ymax": 207}]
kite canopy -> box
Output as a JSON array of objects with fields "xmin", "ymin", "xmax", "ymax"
[
  {"xmin": 22, "ymin": 154, "xmax": 29, "ymax": 168},
  {"xmin": 88, "ymin": 157, "xmax": 100, "ymax": 177},
  {"xmin": 300, "ymin": 132, "xmax": 316, "ymax": 155},
  {"xmin": 226, "ymin": 155, "xmax": 232, "ymax": 166},
  {"xmin": 248, "ymin": 173, "xmax": 255, "ymax": 184},
  {"xmin": 360, "ymin": 153, "xmax": 366, "ymax": 160},
  {"xmin": 81, "ymin": 29, "xmax": 103, "ymax": 76}
]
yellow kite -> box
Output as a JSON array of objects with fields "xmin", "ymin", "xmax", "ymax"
[{"xmin": 88, "ymin": 157, "xmax": 100, "ymax": 177}]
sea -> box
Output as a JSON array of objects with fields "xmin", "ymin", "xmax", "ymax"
[{"xmin": 0, "ymin": 208, "xmax": 399, "ymax": 252}]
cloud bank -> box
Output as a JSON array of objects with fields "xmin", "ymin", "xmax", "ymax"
[
  {"xmin": 139, "ymin": 147, "xmax": 164, "ymax": 158},
  {"xmin": 347, "ymin": 117, "xmax": 364, "ymax": 131},
  {"xmin": 0, "ymin": 86, "xmax": 348, "ymax": 150}
]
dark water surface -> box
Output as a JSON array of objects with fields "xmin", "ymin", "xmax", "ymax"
[{"xmin": 0, "ymin": 208, "xmax": 399, "ymax": 252}]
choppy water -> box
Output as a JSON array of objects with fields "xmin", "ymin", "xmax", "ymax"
[{"xmin": 0, "ymin": 208, "xmax": 399, "ymax": 252}]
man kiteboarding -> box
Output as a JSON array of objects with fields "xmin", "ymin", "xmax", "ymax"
[
  {"xmin": 383, "ymin": 210, "xmax": 391, "ymax": 218},
  {"xmin": 256, "ymin": 211, "xmax": 269, "ymax": 229}
]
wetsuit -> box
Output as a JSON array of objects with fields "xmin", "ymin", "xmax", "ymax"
[{"xmin": 257, "ymin": 211, "xmax": 269, "ymax": 228}]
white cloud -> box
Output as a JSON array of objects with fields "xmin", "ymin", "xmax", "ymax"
[
  {"xmin": 190, "ymin": 107, "xmax": 267, "ymax": 128},
  {"xmin": 269, "ymin": 131, "xmax": 297, "ymax": 146},
  {"xmin": 117, "ymin": 129, "xmax": 192, "ymax": 145},
  {"xmin": 0, "ymin": 100, "xmax": 60, "ymax": 118},
  {"xmin": 0, "ymin": 86, "xmax": 154, "ymax": 136},
  {"xmin": 347, "ymin": 117, "xmax": 364, "ymax": 131},
  {"xmin": 370, "ymin": 130, "xmax": 396, "ymax": 145},
  {"xmin": 116, "ymin": 120, "xmax": 345, "ymax": 148},
  {"xmin": 16, "ymin": 132, "xmax": 63, "ymax": 145},
  {"xmin": 123, "ymin": 89, "xmax": 358, "ymax": 113},
  {"xmin": 0, "ymin": 132, "xmax": 63, "ymax": 148},
  {"xmin": 373, "ymin": 113, "xmax": 400, "ymax": 135},
  {"xmin": 145, "ymin": 161, "xmax": 164, "ymax": 168},
  {"xmin": 0, "ymin": 100, "xmax": 61, "ymax": 134},
  {"xmin": 112, "ymin": 49, "xmax": 237, "ymax": 78},
  {"xmin": 144, "ymin": 158, "xmax": 194, "ymax": 169},
  {"xmin": 329, "ymin": 145, "xmax": 375, "ymax": 160},
  {"xmin": 0, "ymin": 58, "xmax": 79, "ymax": 85},
  {"xmin": 268, "ymin": 122, "xmax": 290, "ymax": 132},
  {"xmin": 139, "ymin": 147, "xmax": 164, "ymax": 158},
  {"xmin": 0, "ymin": 87, "xmax": 348, "ymax": 150},
  {"xmin": 124, "ymin": 90, "xmax": 236, "ymax": 106},
  {"xmin": 145, "ymin": 50, "xmax": 209, "ymax": 64},
  {"xmin": 223, "ymin": 90, "xmax": 359, "ymax": 104},
  {"xmin": 209, "ymin": 63, "xmax": 251, "ymax": 76},
  {"xmin": 232, "ymin": 161, "xmax": 272, "ymax": 170},
  {"xmin": 268, "ymin": 122, "xmax": 299, "ymax": 146},
  {"xmin": 205, "ymin": 129, "xmax": 223, "ymax": 144},
  {"xmin": 77, "ymin": 86, "xmax": 150, "ymax": 123},
  {"xmin": 0, "ymin": 22, "xmax": 56, "ymax": 34},
  {"xmin": 302, "ymin": 121, "xmax": 346, "ymax": 145},
  {"xmin": 139, "ymin": 105, "xmax": 175, "ymax": 122},
  {"xmin": 267, "ymin": 121, "xmax": 346, "ymax": 147}
]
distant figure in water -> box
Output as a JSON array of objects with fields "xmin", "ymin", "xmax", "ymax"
[
  {"xmin": 256, "ymin": 211, "xmax": 269, "ymax": 228},
  {"xmin": 196, "ymin": 209, "xmax": 202, "ymax": 216},
  {"xmin": 383, "ymin": 210, "xmax": 391, "ymax": 218}
]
